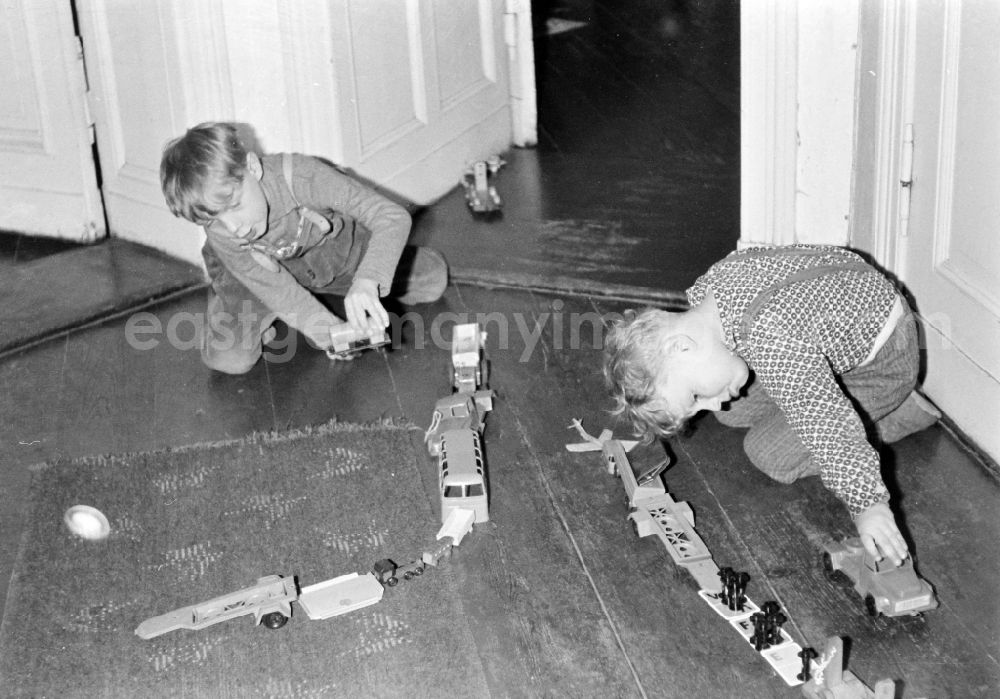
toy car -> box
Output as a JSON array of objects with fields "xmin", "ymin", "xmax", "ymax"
[
  {"xmin": 326, "ymin": 323, "xmax": 389, "ymax": 359},
  {"xmin": 462, "ymin": 157, "xmax": 504, "ymax": 215},
  {"xmin": 823, "ymin": 538, "xmax": 938, "ymax": 617}
]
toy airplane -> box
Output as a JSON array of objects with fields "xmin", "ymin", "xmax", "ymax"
[{"xmin": 564, "ymin": 419, "xmax": 640, "ymax": 453}]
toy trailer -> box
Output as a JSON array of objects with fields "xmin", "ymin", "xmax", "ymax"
[
  {"xmin": 135, "ymin": 575, "xmax": 297, "ymax": 639},
  {"xmin": 425, "ymin": 393, "xmax": 483, "ymax": 456},
  {"xmin": 451, "ymin": 323, "xmax": 486, "ymax": 394},
  {"xmin": 823, "ymin": 538, "xmax": 938, "ymax": 617}
]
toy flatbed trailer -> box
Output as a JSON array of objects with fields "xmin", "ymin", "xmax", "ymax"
[{"xmin": 135, "ymin": 575, "xmax": 297, "ymax": 639}]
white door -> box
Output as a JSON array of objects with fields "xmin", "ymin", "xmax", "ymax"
[
  {"xmin": 73, "ymin": 0, "xmax": 520, "ymax": 267},
  {"xmin": 0, "ymin": 1, "xmax": 104, "ymax": 242},
  {"xmin": 903, "ymin": 0, "xmax": 1000, "ymax": 460}
]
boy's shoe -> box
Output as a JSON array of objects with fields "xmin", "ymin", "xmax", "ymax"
[
  {"xmin": 396, "ymin": 247, "xmax": 448, "ymax": 305},
  {"xmin": 876, "ymin": 390, "xmax": 942, "ymax": 443}
]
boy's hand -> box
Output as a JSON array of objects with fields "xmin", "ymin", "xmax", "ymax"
[
  {"xmin": 855, "ymin": 502, "xmax": 909, "ymax": 566},
  {"xmin": 344, "ymin": 278, "xmax": 388, "ymax": 336}
]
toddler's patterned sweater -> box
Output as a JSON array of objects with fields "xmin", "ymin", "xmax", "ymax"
[{"xmin": 687, "ymin": 245, "xmax": 900, "ymax": 517}]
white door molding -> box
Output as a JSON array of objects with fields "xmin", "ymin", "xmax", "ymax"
[{"xmin": 740, "ymin": 0, "xmax": 798, "ymax": 248}]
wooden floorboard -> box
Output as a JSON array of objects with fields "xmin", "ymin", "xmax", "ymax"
[{"xmin": 2, "ymin": 278, "xmax": 998, "ymax": 697}]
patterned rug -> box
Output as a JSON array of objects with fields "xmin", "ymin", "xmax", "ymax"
[{"xmin": 0, "ymin": 422, "xmax": 489, "ymax": 698}]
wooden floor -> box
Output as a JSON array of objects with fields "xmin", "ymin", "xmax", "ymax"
[{"xmin": 2, "ymin": 2, "xmax": 998, "ymax": 697}]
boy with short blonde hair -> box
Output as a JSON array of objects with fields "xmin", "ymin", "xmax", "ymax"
[
  {"xmin": 604, "ymin": 245, "xmax": 940, "ymax": 567},
  {"xmin": 160, "ymin": 121, "xmax": 447, "ymax": 373}
]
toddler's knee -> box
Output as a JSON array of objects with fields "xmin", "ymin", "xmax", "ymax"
[{"xmin": 743, "ymin": 429, "xmax": 817, "ymax": 484}]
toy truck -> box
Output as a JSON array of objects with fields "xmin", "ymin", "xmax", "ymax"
[
  {"xmin": 461, "ymin": 157, "xmax": 504, "ymax": 215},
  {"xmin": 451, "ymin": 323, "xmax": 487, "ymax": 394},
  {"xmin": 372, "ymin": 558, "xmax": 426, "ymax": 587},
  {"xmin": 134, "ymin": 574, "xmax": 298, "ymax": 639},
  {"xmin": 823, "ymin": 538, "xmax": 938, "ymax": 617}
]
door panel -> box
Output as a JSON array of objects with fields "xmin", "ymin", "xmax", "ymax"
[
  {"xmin": 0, "ymin": 1, "xmax": 103, "ymax": 241},
  {"xmin": 906, "ymin": 0, "xmax": 1000, "ymax": 460},
  {"xmin": 330, "ymin": 0, "xmax": 512, "ymax": 201},
  {"xmin": 72, "ymin": 0, "xmax": 515, "ymax": 266},
  {"xmin": 75, "ymin": 0, "xmax": 207, "ymax": 265}
]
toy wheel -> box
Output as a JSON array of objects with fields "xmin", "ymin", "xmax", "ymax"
[
  {"xmin": 412, "ymin": 565, "xmax": 425, "ymax": 576},
  {"xmin": 261, "ymin": 612, "xmax": 288, "ymax": 630},
  {"xmin": 387, "ymin": 576, "xmax": 399, "ymax": 587},
  {"xmin": 864, "ymin": 594, "xmax": 879, "ymax": 617},
  {"xmin": 403, "ymin": 571, "xmax": 414, "ymax": 581},
  {"xmin": 822, "ymin": 552, "xmax": 834, "ymax": 575}
]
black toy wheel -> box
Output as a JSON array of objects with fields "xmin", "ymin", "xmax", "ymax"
[
  {"xmin": 822, "ymin": 552, "xmax": 834, "ymax": 575},
  {"xmin": 387, "ymin": 576, "xmax": 399, "ymax": 587},
  {"xmin": 413, "ymin": 565, "xmax": 424, "ymax": 576},
  {"xmin": 261, "ymin": 612, "xmax": 288, "ymax": 629},
  {"xmin": 864, "ymin": 594, "xmax": 879, "ymax": 617},
  {"xmin": 403, "ymin": 571, "xmax": 414, "ymax": 581}
]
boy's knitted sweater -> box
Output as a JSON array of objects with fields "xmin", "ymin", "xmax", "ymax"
[
  {"xmin": 687, "ymin": 245, "xmax": 900, "ymax": 517},
  {"xmin": 204, "ymin": 153, "xmax": 409, "ymax": 349}
]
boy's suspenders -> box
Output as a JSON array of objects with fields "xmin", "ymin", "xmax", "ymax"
[
  {"xmin": 734, "ymin": 248, "xmax": 873, "ymax": 340},
  {"xmin": 282, "ymin": 153, "xmax": 298, "ymax": 206}
]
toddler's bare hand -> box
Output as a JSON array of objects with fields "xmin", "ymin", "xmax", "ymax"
[{"xmin": 855, "ymin": 502, "xmax": 908, "ymax": 566}]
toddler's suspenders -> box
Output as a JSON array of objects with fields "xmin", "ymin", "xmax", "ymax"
[{"xmin": 734, "ymin": 248, "xmax": 873, "ymax": 340}]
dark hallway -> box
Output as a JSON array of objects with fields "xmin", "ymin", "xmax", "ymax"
[{"xmin": 413, "ymin": 0, "xmax": 740, "ymax": 302}]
